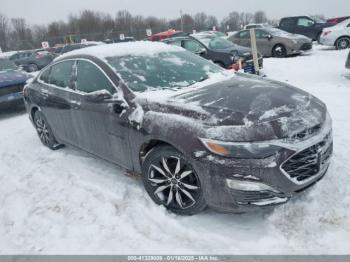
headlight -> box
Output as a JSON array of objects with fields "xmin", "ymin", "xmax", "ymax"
[{"xmin": 200, "ymin": 138, "xmax": 283, "ymax": 159}]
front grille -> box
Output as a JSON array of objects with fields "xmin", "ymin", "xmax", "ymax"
[
  {"xmin": 282, "ymin": 132, "xmax": 333, "ymax": 183},
  {"xmin": 0, "ymin": 84, "xmax": 24, "ymax": 97},
  {"xmin": 300, "ymin": 43, "xmax": 312, "ymax": 51}
]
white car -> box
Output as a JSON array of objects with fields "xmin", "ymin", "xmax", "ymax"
[{"xmin": 320, "ymin": 18, "xmax": 350, "ymax": 49}]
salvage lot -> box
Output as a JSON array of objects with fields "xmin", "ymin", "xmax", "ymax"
[{"xmin": 0, "ymin": 45, "xmax": 350, "ymax": 254}]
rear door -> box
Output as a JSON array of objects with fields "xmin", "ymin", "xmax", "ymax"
[
  {"xmin": 235, "ymin": 30, "xmax": 251, "ymax": 47},
  {"xmin": 37, "ymin": 60, "xmax": 77, "ymax": 144},
  {"xmin": 69, "ymin": 59, "xmax": 132, "ymax": 168}
]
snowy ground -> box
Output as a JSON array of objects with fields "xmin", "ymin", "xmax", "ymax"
[{"xmin": 0, "ymin": 45, "xmax": 350, "ymax": 254}]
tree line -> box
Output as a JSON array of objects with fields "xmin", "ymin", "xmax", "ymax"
[{"xmin": 0, "ymin": 9, "xmax": 278, "ymax": 51}]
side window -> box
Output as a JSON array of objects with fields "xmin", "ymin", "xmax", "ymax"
[
  {"xmin": 238, "ymin": 30, "xmax": 250, "ymax": 39},
  {"xmin": 297, "ymin": 18, "xmax": 314, "ymax": 27},
  {"xmin": 49, "ymin": 61, "xmax": 74, "ymax": 88},
  {"xmin": 280, "ymin": 18, "xmax": 294, "ymax": 28},
  {"xmin": 256, "ymin": 29, "xmax": 269, "ymax": 39},
  {"xmin": 76, "ymin": 60, "xmax": 115, "ymax": 94},
  {"xmin": 183, "ymin": 40, "xmax": 203, "ymax": 53},
  {"xmin": 168, "ymin": 40, "xmax": 182, "ymax": 47},
  {"xmin": 39, "ymin": 67, "xmax": 51, "ymax": 83}
]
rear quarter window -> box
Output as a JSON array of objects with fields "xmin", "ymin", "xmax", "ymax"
[{"xmin": 49, "ymin": 61, "xmax": 74, "ymax": 88}]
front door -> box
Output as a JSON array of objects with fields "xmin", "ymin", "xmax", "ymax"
[{"xmin": 69, "ymin": 59, "xmax": 132, "ymax": 168}]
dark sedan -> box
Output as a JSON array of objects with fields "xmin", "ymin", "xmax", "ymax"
[
  {"xmin": 346, "ymin": 50, "xmax": 350, "ymax": 69},
  {"xmin": 162, "ymin": 35, "xmax": 263, "ymax": 71},
  {"xmin": 24, "ymin": 42, "xmax": 332, "ymax": 215},
  {"xmin": 0, "ymin": 58, "xmax": 30, "ymax": 108},
  {"xmin": 10, "ymin": 50, "xmax": 53, "ymax": 72}
]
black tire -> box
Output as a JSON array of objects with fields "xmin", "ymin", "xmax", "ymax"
[
  {"xmin": 335, "ymin": 37, "xmax": 350, "ymax": 50},
  {"xmin": 316, "ymin": 32, "xmax": 322, "ymax": 44},
  {"xmin": 33, "ymin": 111, "xmax": 61, "ymax": 150},
  {"xmin": 272, "ymin": 44, "xmax": 287, "ymax": 58},
  {"xmin": 27, "ymin": 63, "xmax": 38, "ymax": 72},
  {"xmin": 142, "ymin": 145, "xmax": 206, "ymax": 215}
]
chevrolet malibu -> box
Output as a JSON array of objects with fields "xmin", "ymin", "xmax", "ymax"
[{"xmin": 23, "ymin": 42, "xmax": 333, "ymax": 215}]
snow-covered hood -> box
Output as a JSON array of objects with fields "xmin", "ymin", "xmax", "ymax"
[
  {"xmin": 139, "ymin": 74, "xmax": 327, "ymax": 142},
  {"xmin": 0, "ymin": 70, "xmax": 30, "ymax": 88}
]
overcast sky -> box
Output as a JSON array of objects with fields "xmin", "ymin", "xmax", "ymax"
[{"xmin": 1, "ymin": 0, "xmax": 350, "ymax": 25}]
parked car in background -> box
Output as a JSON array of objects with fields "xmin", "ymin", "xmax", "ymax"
[
  {"xmin": 0, "ymin": 58, "xmax": 30, "ymax": 108},
  {"xmin": 197, "ymin": 31, "xmax": 227, "ymax": 38},
  {"xmin": 244, "ymin": 23, "xmax": 270, "ymax": 30},
  {"xmin": 229, "ymin": 27, "xmax": 312, "ymax": 57},
  {"xmin": 54, "ymin": 42, "xmax": 103, "ymax": 57},
  {"xmin": 162, "ymin": 35, "xmax": 263, "ymax": 70},
  {"xmin": 24, "ymin": 42, "xmax": 333, "ymax": 215},
  {"xmin": 9, "ymin": 50, "xmax": 53, "ymax": 72},
  {"xmin": 149, "ymin": 30, "xmax": 188, "ymax": 41},
  {"xmin": 346, "ymin": 50, "xmax": 350, "ymax": 69},
  {"xmin": 327, "ymin": 16, "xmax": 350, "ymax": 26},
  {"xmin": 279, "ymin": 16, "xmax": 330, "ymax": 41},
  {"xmin": 320, "ymin": 19, "xmax": 350, "ymax": 49}
]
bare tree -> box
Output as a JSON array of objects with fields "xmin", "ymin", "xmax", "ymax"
[
  {"xmin": 0, "ymin": 13, "xmax": 10, "ymax": 51},
  {"xmin": 254, "ymin": 11, "xmax": 267, "ymax": 24}
]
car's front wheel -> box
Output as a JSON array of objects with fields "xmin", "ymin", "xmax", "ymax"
[
  {"xmin": 272, "ymin": 44, "xmax": 287, "ymax": 58},
  {"xmin": 34, "ymin": 111, "xmax": 61, "ymax": 150},
  {"xmin": 142, "ymin": 145, "xmax": 206, "ymax": 215},
  {"xmin": 27, "ymin": 63, "xmax": 39, "ymax": 72},
  {"xmin": 335, "ymin": 37, "xmax": 350, "ymax": 50}
]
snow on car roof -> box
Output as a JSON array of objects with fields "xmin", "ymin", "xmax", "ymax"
[{"xmin": 58, "ymin": 41, "xmax": 184, "ymax": 60}]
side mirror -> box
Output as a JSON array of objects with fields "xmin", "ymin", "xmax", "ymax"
[
  {"xmin": 196, "ymin": 48, "xmax": 207, "ymax": 55},
  {"xmin": 267, "ymin": 34, "xmax": 273, "ymax": 40},
  {"xmin": 85, "ymin": 89, "xmax": 113, "ymax": 103}
]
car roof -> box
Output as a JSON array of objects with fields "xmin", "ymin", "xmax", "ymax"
[{"xmin": 56, "ymin": 41, "xmax": 184, "ymax": 62}]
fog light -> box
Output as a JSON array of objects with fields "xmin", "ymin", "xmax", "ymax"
[{"xmin": 226, "ymin": 179, "xmax": 279, "ymax": 193}]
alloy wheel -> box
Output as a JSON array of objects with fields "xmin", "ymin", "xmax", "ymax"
[
  {"xmin": 148, "ymin": 156, "xmax": 201, "ymax": 210},
  {"xmin": 337, "ymin": 38, "xmax": 350, "ymax": 50},
  {"xmin": 35, "ymin": 116, "xmax": 51, "ymax": 146}
]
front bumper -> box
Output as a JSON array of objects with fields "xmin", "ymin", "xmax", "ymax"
[
  {"xmin": 192, "ymin": 115, "xmax": 333, "ymax": 212},
  {"xmin": 0, "ymin": 92, "xmax": 24, "ymax": 107},
  {"xmin": 320, "ymin": 36, "xmax": 335, "ymax": 46}
]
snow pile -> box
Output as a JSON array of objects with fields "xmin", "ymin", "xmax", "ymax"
[{"xmin": 0, "ymin": 45, "xmax": 350, "ymax": 254}]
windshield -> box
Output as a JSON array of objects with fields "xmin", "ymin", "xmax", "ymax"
[
  {"xmin": 267, "ymin": 28, "xmax": 290, "ymax": 36},
  {"xmin": 196, "ymin": 36, "xmax": 234, "ymax": 50},
  {"xmin": 106, "ymin": 50, "xmax": 224, "ymax": 92},
  {"xmin": 312, "ymin": 16, "xmax": 326, "ymax": 23},
  {"xmin": 0, "ymin": 59, "xmax": 18, "ymax": 72}
]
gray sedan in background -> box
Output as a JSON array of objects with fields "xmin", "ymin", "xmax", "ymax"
[
  {"xmin": 228, "ymin": 27, "xmax": 313, "ymax": 57},
  {"xmin": 9, "ymin": 50, "xmax": 53, "ymax": 72}
]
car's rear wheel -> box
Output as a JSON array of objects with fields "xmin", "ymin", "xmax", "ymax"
[
  {"xmin": 335, "ymin": 37, "xmax": 350, "ymax": 50},
  {"xmin": 33, "ymin": 111, "xmax": 61, "ymax": 150},
  {"xmin": 27, "ymin": 63, "xmax": 38, "ymax": 72},
  {"xmin": 272, "ymin": 44, "xmax": 287, "ymax": 58},
  {"xmin": 142, "ymin": 145, "xmax": 206, "ymax": 215}
]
